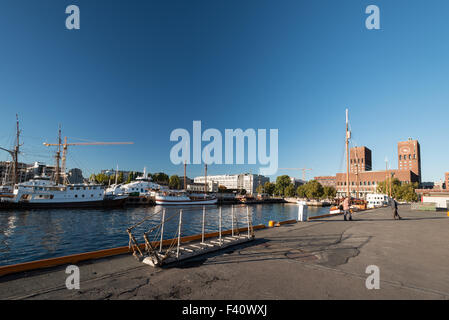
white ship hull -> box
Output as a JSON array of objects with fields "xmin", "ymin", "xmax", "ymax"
[{"xmin": 155, "ymin": 195, "xmax": 218, "ymax": 205}]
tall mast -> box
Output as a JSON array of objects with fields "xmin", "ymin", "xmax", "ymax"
[
  {"xmin": 54, "ymin": 126, "xmax": 62, "ymax": 184},
  {"xmin": 13, "ymin": 114, "xmax": 20, "ymax": 185},
  {"xmin": 184, "ymin": 161, "xmax": 187, "ymax": 191},
  {"xmin": 345, "ymin": 109, "xmax": 350, "ymax": 198},
  {"xmin": 61, "ymin": 136, "xmax": 68, "ymax": 184},
  {"xmin": 204, "ymin": 164, "xmax": 207, "ymax": 198},
  {"xmin": 115, "ymin": 164, "xmax": 119, "ymax": 185}
]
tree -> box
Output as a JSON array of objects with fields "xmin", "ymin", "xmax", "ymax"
[
  {"xmin": 169, "ymin": 175, "xmax": 181, "ymax": 190},
  {"xmin": 256, "ymin": 184, "xmax": 264, "ymax": 194},
  {"xmin": 377, "ymin": 178, "xmax": 418, "ymax": 202},
  {"xmin": 275, "ymin": 175, "xmax": 292, "ymax": 197},
  {"xmin": 303, "ymin": 180, "xmax": 324, "ymax": 199},
  {"xmin": 322, "ymin": 186, "xmax": 336, "ymax": 199},
  {"xmin": 285, "ymin": 184, "xmax": 296, "ymax": 197},
  {"xmin": 264, "ymin": 182, "xmax": 275, "ymax": 195},
  {"xmin": 296, "ymin": 185, "xmax": 306, "ymax": 198},
  {"xmin": 153, "ymin": 172, "xmax": 169, "ymax": 184}
]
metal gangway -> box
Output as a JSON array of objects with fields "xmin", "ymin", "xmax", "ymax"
[{"xmin": 126, "ymin": 205, "xmax": 255, "ymax": 267}]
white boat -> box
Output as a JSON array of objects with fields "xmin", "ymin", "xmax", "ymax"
[
  {"xmin": 0, "ymin": 176, "xmax": 127, "ymax": 209},
  {"xmin": 106, "ymin": 168, "xmax": 166, "ymax": 197},
  {"xmin": 155, "ymin": 191, "xmax": 217, "ymax": 205}
]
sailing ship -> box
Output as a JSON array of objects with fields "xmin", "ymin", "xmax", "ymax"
[
  {"xmin": 155, "ymin": 163, "xmax": 217, "ymax": 206},
  {"xmin": 0, "ymin": 119, "xmax": 131, "ymax": 209},
  {"xmin": 329, "ymin": 109, "xmax": 367, "ymax": 214}
]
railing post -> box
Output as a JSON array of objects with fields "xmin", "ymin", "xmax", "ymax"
[
  {"xmin": 219, "ymin": 206, "xmax": 222, "ymax": 245},
  {"xmin": 159, "ymin": 208, "xmax": 165, "ymax": 253},
  {"xmin": 231, "ymin": 205, "xmax": 234, "ymax": 237},
  {"xmin": 246, "ymin": 206, "xmax": 251, "ymax": 239},
  {"xmin": 177, "ymin": 209, "xmax": 183, "ymax": 258},
  {"xmin": 202, "ymin": 206, "xmax": 206, "ymax": 244}
]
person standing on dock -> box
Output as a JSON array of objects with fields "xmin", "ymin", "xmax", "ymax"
[
  {"xmin": 391, "ymin": 198, "xmax": 402, "ymax": 220},
  {"xmin": 343, "ymin": 197, "xmax": 352, "ymax": 221}
]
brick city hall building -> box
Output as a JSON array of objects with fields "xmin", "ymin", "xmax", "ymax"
[{"xmin": 335, "ymin": 138, "xmax": 421, "ymax": 199}]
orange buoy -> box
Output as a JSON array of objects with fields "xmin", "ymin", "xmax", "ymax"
[{"xmin": 268, "ymin": 220, "xmax": 275, "ymax": 227}]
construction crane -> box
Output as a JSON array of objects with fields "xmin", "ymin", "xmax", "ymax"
[
  {"xmin": 43, "ymin": 128, "xmax": 133, "ymax": 184},
  {"xmin": 278, "ymin": 168, "xmax": 312, "ymax": 181}
]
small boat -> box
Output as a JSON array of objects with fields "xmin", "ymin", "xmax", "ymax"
[{"xmin": 155, "ymin": 191, "xmax": 217, "ymax": 205}]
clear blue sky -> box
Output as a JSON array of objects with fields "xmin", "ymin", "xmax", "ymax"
[{"xmin": 0, "ymin": 0, "xmax": 448, "ymax": 182}]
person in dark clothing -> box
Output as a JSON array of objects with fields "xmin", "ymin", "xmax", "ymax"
[{"xmin": 391, "ymin": 198, "xmax": 401, "ymax": 220}]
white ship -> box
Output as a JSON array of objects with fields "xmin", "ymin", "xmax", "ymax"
[
  {"xmin": 0, "ymin": 176, "xmax": 127, "ymax": 209},
  {"xmin": 155, "ymin": 191, "xmax": 217, "ymax": 205},
  {"xmin": 106, "ymin": 168, "xmax": 166, "ymax": 197}
]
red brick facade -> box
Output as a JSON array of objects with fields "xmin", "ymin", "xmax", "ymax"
[{"xmin": 314, "ymin": 176, "xmax": 336, "ymax": 188}]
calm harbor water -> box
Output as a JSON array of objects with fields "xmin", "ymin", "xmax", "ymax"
[{"xmin": 0, "ymin": 203, "xmax": 329, "ymax": 266}]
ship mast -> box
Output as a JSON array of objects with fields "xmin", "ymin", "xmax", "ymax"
[
  {"xmin": 204, "ymin": 164, "xmax": 207, "ymax": 198},
  {"xmin": 1, "ymin": 115, "xmax": 22, "ymax": 186},
  {"xmin": 184, "ymin": 161, "xmax": 187, "ymax": 191},
  {"xmin": 345, "ymin": 109, "xmax": 350, "ymax": 199},
  {"xmin": 54, "ymin": 126, "xmax": 62, "ymax": 184}
]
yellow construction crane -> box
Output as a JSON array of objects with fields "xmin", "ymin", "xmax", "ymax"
[
  {"xmin": 278, "ymin": 168, "xmax": 312, "ymax": 181},
  {"xmin": 43, "ymin": 128, "xmax": 133, "ymax": 184}
]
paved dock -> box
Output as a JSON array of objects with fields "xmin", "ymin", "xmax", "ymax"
[{"xmin": 1, "ymin": 205, "xmax": 448, "ymax": 300}]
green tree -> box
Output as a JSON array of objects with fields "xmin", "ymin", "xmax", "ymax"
[
  {"xmin": 275, "ymin": 175, "xmax": 292, "ymax": 197},
  {"xmin": 264, "ymin": 182, "xmax": 275, "ymax": 195},
  {"xmin": 169, "ymin": 175, "xmax": 181, "ymax": 190},
  {"xmin": 322, "ymin": 186, "xmax": 337, "ymax": 199},
  {"xmin": 304, "ymin": 180, "xmax": 324, "ymax": 199},
  {"xmin": 153, "ymin": 172, "xmax": 169, "ymax": 184},
  {"xmin": 256, "ymin": 184, "xmax": 264, "ymax": 194},
  {"xmin": 285, "ymin": 184, "xmax": 296, "ymax": 197},
  {"xmin": 296, "ymin": 185, "xmax": 306, "ymax": 198}
]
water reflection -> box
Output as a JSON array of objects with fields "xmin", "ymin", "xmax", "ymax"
[{"xmin": 0, "ymin": 203, "xmax": 329, "ymax": 266}]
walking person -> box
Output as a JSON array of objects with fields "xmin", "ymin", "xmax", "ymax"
[
  {"xmin": 343, "ymin": 196, "xmax": 352, "ymax": 221},
  {"xmin": 391, "ymin": 197, "xmax": 402, "ymax": 220}
]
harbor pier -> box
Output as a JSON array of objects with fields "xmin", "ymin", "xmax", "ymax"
[{"xmin": 0, "ymin": 205, "xmax": 448, "ymax": 300}]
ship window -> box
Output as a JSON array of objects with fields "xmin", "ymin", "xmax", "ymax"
[
  {"xmin": 91, "ymin": 194, "xmax": 93, "ymax": 197},
  {"xmin": 75, "ymin": 195, "xmax": 78, "ymax": 198},
  {"xmin": 82, "ymin": 194, "xmax": 85, "ymax": 198},
  {"xmin": 76, "ymin": 187, "xmax": 80, "ymax": 190}
]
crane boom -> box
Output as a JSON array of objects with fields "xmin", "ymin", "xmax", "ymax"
[
  {"xmin": 43, "ymin": 133, "xmax": 133, "ymax": 184},
  {"xmin": 278, "ymin": 168, "xmax": 312, "ymax": 181}
]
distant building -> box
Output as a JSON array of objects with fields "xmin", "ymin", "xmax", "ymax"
[
  {"xmin": 67, "ymin": 168, "xmax": 84, "ymax": 184},
  {"xmin": 187, "ymin": 181, "xmax": 219, "ymax": 193},
  {"xmin": 445, "ymin": 173, "xmax": 449, "ymax": 190},
  {"xmin": 0, "ymin": 161, "xmax": 28, "ymax": 184},
  {"xmin": 314, "ymin": 176, "xmax": 336, "ymax": 188},
  {"xmin": 290, "ymin": 177, "xmax": 305, "ymax": 188},
  {"xmin": 336, "ymin": 139, "xmax": 421, "ymax": 199},
  {"xmin": 397, "ymin": 138, "xmax": 421, "ymax": 182},
  {"xmin": 350, "ymin": 147, "xmax": 372, "ymax": 174},
  {"xmin": 194, "ymin": 173, "xmax": 269, "ymax": 195}
]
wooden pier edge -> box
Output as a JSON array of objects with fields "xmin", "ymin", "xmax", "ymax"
[{"xmin": 0, "ymin": 224, "xmax": 267, "ymax": 277}]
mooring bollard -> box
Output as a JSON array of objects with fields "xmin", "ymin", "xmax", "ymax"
[
  {"xmin": 177, "ymin": 209, "xmax": 183, "ymax": 258},
  {"xmin": 297, "ymin": 201, "xmax": 308, "ymax": 222},
  {"xmin": 159, "ymin": 208, "xmax": 166, "ymax": 253}
]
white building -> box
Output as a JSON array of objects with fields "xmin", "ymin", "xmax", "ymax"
[
  {"xmin": 366, "ymin": 193, "xmax": 389, "ymax": 208},
  {"xmin": 194, "ymin": 173, "xmax": 269, "ymax": 195}
]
